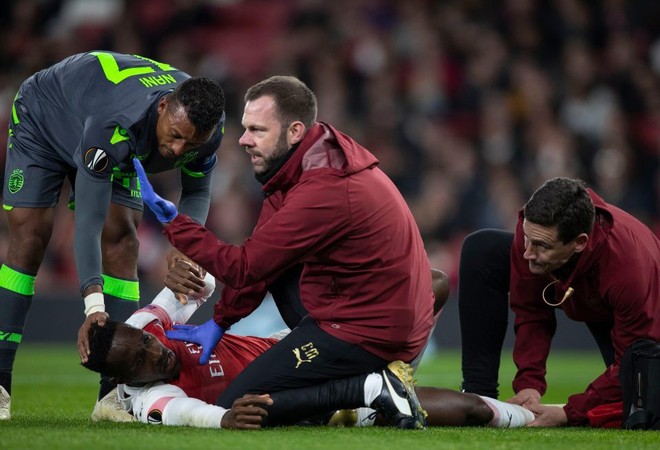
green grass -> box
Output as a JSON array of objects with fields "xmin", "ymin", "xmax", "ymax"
[{"xmin": 2, "ymin": 345, "xmax": 657, "ymax": 449}]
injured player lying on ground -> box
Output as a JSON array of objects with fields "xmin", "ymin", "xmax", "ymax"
[{"xmin": 81, "ymin": 273, "xmax": 534, "ymax": 429}]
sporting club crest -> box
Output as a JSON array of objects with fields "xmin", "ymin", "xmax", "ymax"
[{"xmin": 8, "ymin": 169, "xmax": 24, "ymax": 194}]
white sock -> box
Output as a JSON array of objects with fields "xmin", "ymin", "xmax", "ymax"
[
  {"xmin": 363, "ymin": 373, "xmax": 383, "ymax": 406},
  {"xmin": 479, "ymin": 396, "xmax": 535, "ymax": 428},
  {"xmin": 356, "ymin": 407, "xmax": 376, "ymax": 427}
]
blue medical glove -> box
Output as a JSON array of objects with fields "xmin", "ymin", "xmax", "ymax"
[
  {"xmin": 133, "ymin": 158, "xmax": 178, "ymax": 223},
  {"xmin": 166, "ymin": 319, "xmax": 225, "ymax": 365}
]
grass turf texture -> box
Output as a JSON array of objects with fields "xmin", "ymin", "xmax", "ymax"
[{"xmin": 2, "ymin": 345, "xmax": 657, "ymax": 449}]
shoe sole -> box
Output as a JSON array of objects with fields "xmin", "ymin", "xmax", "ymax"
[
  {"xmin": 0, "ymin": 386, "xmax": 10, "ymax": 420},
  {"xmin": 386, "ymin": 361, "xmax": 427, "ymax": 430},
  {"xmin": 91, "ymin": 388, "xmax": 135, "ymax": 422},
  {"xmin": 91, "ymin": 403, "xmax": 135, "ymax": 422}
]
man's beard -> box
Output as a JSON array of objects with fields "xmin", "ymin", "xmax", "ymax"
[{"xmin": 254, "ymin": 131, "xmax": 296, "ymax": 185}]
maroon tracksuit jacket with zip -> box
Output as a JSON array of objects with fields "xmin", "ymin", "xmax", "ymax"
[
  {"xmin": 510, "ymin": 190, "xmax": 660, "ymax": 424},
  {"xmin": 163, "ymin": 122, "xmax": 434, "ymax": 362}
]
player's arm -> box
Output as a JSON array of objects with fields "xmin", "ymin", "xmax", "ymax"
[
  {"xmin": 75, "ymin": 118, "xmax": 134, "ymax": 360},
  {"xmin": 125, "ymin": 271, "xmax": 217, "ymax": 331},
  {"xmin": 121, "ymin": 383, "xmax": 270, "ymax": 428},
  {"xmin": 73, "ymin": 167, "xmax": 113, "ymax": 300},
  {"xmin": 74, "ymin": 138, "xmax": 120, "ymax": 358},
  {"xmin": 123, "ymin": 382, "xmax": 227, "ymax": 427},
  {"xmin": 178, "ymin": 154, "xmax": 217, "ymax": 225},
  {"xmin": 74, "ymin": 118, "xmax": 133, "ymax": 303},
  {"xmin": 166, "ymin": 115, "xmax": 223, "ymax": 276},
  {"xmin": 177, "ymin": 111, "xmax": 223, "ymax": 224},
  {"xmin": 168, "ymin": 156, "xmax": 216, "ymax": 293},
  {"xmin": 508, "ymin": 222, "xmax": 556, "ymax": 399}
]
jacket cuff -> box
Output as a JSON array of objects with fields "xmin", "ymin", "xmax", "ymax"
[{"xmin": 563, "ymin": 401, "xmax": 589, "ymax": 426}]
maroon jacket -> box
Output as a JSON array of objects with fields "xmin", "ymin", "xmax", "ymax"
[
  {"xmin": 510, "ymin": 190, "xmax": 660, "ymax": 425},
  {"xmin": 164, "ymin": 123, "xmax": 434, "ymax": 362}
]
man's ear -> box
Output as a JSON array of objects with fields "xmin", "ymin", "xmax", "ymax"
[
  {"xmin": 288, "ymin": 121, "xmax": 306, "ymax": 146},
  {"xmin": 157, "ymin": 96, "xmax": 168, "ymax": 115},
  {"xmin": 573, "ymin": 233, "xmax": 589, "ymax": 253}
]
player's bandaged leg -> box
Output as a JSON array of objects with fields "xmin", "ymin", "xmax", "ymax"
[
  {"xmin": 97, "ymin": 274, "xmax": 139, "ymax": 400},
  {"xmin": 479, "ymin": 396, "xmax": 534, "ymax": 428},
  {"xmin": 0, "ymin": 265, "xmax": 35, "ymax": 419}
]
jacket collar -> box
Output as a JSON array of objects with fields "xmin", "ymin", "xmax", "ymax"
[{"xmin": 261, "ymin": 122, "xmax": 380, "ymax": 196}]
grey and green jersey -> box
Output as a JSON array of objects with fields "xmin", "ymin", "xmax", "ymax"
[{"xmin": 4, "ymin": 51, "xmax": 225, "ymax": 294}]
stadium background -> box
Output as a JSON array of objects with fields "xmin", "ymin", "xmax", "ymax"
[{"xmin": 0, "ymin": 0, "xmax": 658, "ymax": 352}]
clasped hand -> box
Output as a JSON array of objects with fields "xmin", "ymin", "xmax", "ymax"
[
  {"xmin": 507, "ymin": 388, "xmax": 567, "ymax": 427},
  {"xmin": 222, "ymin": 394, "xmax": 272, "ymax": 429}
]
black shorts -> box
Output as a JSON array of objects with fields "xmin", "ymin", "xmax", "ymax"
[
  {"xmin": 216, "ymin": 316, "xmax": 388, "ymax": 408},
  {"xmin": 3, "ymin": 97, "xmax": 141, "ymax": 211}
]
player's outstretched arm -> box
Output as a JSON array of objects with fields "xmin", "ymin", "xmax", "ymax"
[{"xmin": 125, "ymin": 384, "xmax": 270, "ymax": 429}]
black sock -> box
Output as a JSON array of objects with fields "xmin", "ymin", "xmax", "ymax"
[
  {"xmin": 98, "ymin": 376, "xmax": 117, "ymax": 401},
  {"xmin": 0, "ymin": 265, "xmax": 36, "ymax": 396},
  {"xmin": 265, "ymin": 374, "xmax": 369, "ymax": 426},
  {"xmin": 98, "ymin": 276, "xmax": 140, "ymax": 400},
  {"xmin": 0, "ymin": 371, "xmax": 12, "ymax": 395}
]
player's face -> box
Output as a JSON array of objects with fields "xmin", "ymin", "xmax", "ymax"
[
  {"xmin": 522, "ymin": 219, "xmax": 587, "ymax": 275},
  {"xmin": 238, "ymin": 95, "xmax": 291, "ymax": 175},
  {"xmin": 106, "ymin": 324, "xmax": 181, "ymax": 384},
  {"xmin": 155, "ymin": 97, "xmax": 214, "ymax": 159}
]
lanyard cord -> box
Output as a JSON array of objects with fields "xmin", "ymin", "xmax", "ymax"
[{"xmin": 542, "ymin": 279, "xmax": 574, "ymax": 307}]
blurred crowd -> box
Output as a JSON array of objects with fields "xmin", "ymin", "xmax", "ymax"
[{"xmin": 1, "ymin": 0, "xmax": 659, "ymax": 296}]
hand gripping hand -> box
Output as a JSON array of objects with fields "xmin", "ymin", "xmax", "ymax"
[
  {"xmin": 133, "ymin": 158, "xmax": 178, "ymax": 224},
  {"xmin": 166, "ymin": 319, "xmax": 225, "ymax": 365}
]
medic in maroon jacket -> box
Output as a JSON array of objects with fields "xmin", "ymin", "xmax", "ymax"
[
  {"xmin": 510, "ymin": 189, "xmax": 660, "ymax": 425},
  {"xmin": 163, "ymin": 121, "xmax": 434, "ymax": 363}
]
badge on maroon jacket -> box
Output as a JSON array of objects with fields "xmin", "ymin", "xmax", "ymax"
[{"xmin": 84, "ymin": 147, "xmax": 109, "ymax": 172}]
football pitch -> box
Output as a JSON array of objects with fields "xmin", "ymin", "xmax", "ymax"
[{"xmin": 2, "ymin": 345, "xmax": 657, "ymax": 449}]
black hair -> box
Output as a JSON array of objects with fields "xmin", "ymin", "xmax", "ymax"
[
  {"xmin": 523, "ymin": 177, "xmax": 595, "ymax": 243},
  {"xmin": 169, "ymin": 77, "xmax": 225, "ymax": 135},
  {"xmin": 81, "ymin": 320, "xmax": 120, "ymax": 374},
  {"xmin": 245, "ymin": 75, "xmax": 317, "ymax": 129}
]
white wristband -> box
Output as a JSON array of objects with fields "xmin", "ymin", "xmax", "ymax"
[{"xmin": 84, "ymin": 292, "xmax": 106, "ymax": 316}]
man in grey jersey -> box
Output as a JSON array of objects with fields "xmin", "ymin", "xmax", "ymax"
[{"xmin": 0, "ymin": 51, "xmax": 225, "ymax": 420}]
